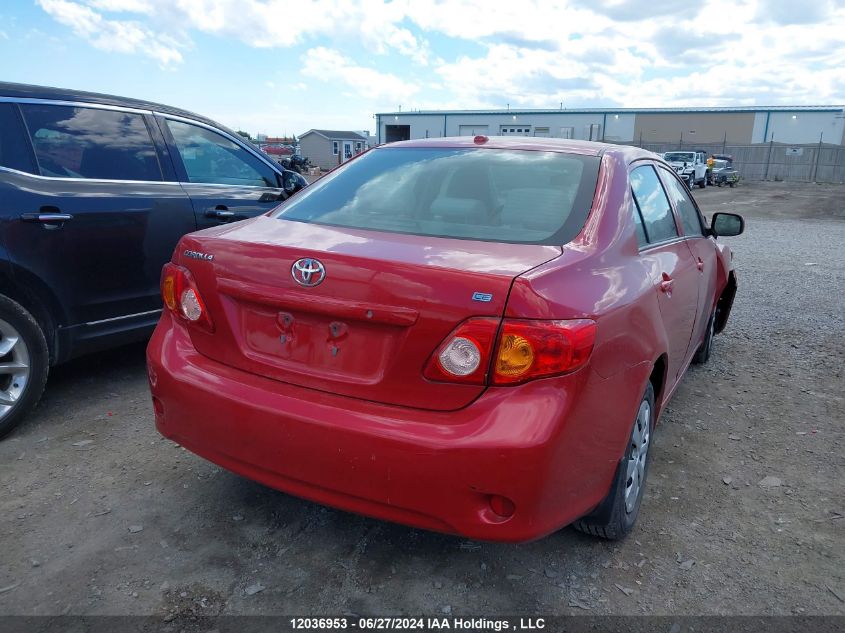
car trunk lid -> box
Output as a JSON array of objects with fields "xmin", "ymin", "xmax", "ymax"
[{"xmin": 178, "ymin": 216, "xmax": 561, "ymax": 411}]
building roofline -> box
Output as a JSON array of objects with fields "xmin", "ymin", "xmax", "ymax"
[
  {"xmin": 378, "ymin": 105, "xmax": 845, "ymax": 116},
  {"xmin": 300, "ymin": 129, "xmax": 367, "ymax": 140}
]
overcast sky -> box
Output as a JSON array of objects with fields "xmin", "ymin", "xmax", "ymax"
[{"xmin": 1, "ymin": 0, "xmax": 844, "ymax": 137}]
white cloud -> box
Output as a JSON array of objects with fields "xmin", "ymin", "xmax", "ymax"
[
  {"xmin": 31, "ymin": 0, "xmax": 845, "ymax": 118},
  {"xmin": 37, "ymin": 0, "xmax": 184, "ymax": 67},
  {"xmin": 301, "ymin": 47, "xmax": 420, "ymax": 104}
]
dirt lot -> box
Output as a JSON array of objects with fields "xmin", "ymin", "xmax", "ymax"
[{"xmin": 1, "ymin": 181, "xmax": 843, "ymax": 618}]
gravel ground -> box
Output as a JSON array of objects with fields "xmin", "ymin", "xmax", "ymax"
[{"xmin": 0, "ymin": 181, "xmax": 843, "ymax": 618}]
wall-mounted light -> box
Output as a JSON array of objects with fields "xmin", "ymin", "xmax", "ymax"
[
  {"xmin": 614, "ymin": 114, "xmax": 619, "ymax": 119},
  {"xmin": 512, "ymin": 115, "xmax": 517, "ymax": 120},
  {"xmin": 791, "ymin": 115, "xmax": 797, "ymax": 119},
  {"xmin": 394, "ymin": 116, "xmax": 399, "ymax": 121}
]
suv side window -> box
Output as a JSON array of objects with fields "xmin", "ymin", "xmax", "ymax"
[
  {"xmin": 0, "ymin": 103, "xmax": 38, "ymax": 174},
  {"xmin": 166, "ymin": 119, "xmax": 278, "ymax": 188},
  {"xmin": 19, "ymin": 104, "xmax": 162, "ymax": 181},
  {"xmin": 630, "ymin": 165, "xmax": 678, "ymax": 244},
  {"xmin": 660, "ymin": 168, "xmax": 705, "ymax": 237}
]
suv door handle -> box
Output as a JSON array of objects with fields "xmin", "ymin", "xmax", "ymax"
[
  {"xmin": 21, "ymin": 212, "xmax": 74, "ymax": 223},
  {"xmin": 205, "ymin": 206, "xmax": 235, "ymax": 219},
  {"xmin": 659, "ymin": 272, "xmax": 674, "ymax": 294},
  {"xmin": 696, "ymin": 257, "xmax": 704, "ymax": 271}
]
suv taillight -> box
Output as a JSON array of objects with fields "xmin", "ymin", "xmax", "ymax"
[
  {"xmin": 161, "ymin": 263, "xmax": 214, "ymax": 332},
  {"xmin": 424, "ymin": 318, "xmax": 596, "ymax": 386}
]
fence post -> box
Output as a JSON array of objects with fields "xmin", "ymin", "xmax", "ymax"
[
  {"xmin": 811, "ymin": 133, "xmax": 823, "ymax": 182},
  {"xmin": 765, "ymin": 138, "xmax": 774, "ymax": 180},
  {"xmin": 722, "ymin": 132, "xmax": 727, "ymax": 155}
]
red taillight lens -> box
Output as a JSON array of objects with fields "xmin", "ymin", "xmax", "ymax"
[
  {"xmin": 160, "ymin": 263, "xmax": 213, "ymax": 331},
  {"xmin": 492, "ymin": 319, "xmax": 596, "ymax": 385},
  {"xmin": 424, "ymin": 317, "xmax": 596, "ymax": 386},
  {"xmin": 423, "ymin": 318, "xmax": 499, "ymax": 385}
]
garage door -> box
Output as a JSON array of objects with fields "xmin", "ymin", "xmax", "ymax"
[{"xmin": 458, "ymin": 125, "xmax": 489, "ymax": 136}]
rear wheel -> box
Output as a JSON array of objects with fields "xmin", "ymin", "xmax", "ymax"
[
  {"xmin": 0, "ymin": 295, "xmax": 49, "ymax": 439},
  {"xmin": 573, "ymin": 382, "xmax": 655, "ymax": 540},
  {"xmin": 698, "ymin": 174, "xmax": 706, "ymax": 189}
]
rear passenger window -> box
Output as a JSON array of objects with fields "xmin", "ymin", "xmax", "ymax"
[
  {"xmin": 630, "ymin": 165, "xmax": 678, "ymax": 244},
  {"xmin": 166, "ymin": 119, "xmax": 278, "ymax": 188},
  {"xmin": 632, "ymin": 201, "xmax": 648, "ymax": 248},
  {"xmin": 0, "ymin": 103, "xmax": 38, "ymax": 174},
  {"xmin": 660, "ymin": 169, "xmax": 704, "ymax": 237},
  {"xmin": 20, "ymin": 104, "xmax": 162, "ymax": 181}
]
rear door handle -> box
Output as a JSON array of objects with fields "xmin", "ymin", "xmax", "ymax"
[
  {"xmin": 205, "ymin": 205, "xmax": 235, "ymax": 220},
  {"xmin": 696, "ymin": 257, "xmax": 704, "ymax": 271},
  {"xmin": 659, "ymin": 272, "xmax": 674, "ymax": 294}
]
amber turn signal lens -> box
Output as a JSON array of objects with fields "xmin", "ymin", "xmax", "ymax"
[
  {"xmin": 162, "ymin": 275, "xmax": 177, "ymax": 311},
  {"xmin": 496, "ymin": 334, "xmax": 535, "ymax": 377}
]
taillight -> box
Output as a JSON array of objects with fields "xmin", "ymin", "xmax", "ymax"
[
  {"xmin": 160, "ymin": 263, "xmax": 214, "ymax": 331},
  {"xmin": 424, "ymin": 318, "xmax": 596, "ymax": 386},
  {"xmin": 492, "ymin": 319, "xmax": 596, "ymax": 385},
  {"xmin": 423, "ymin": 318, "xmax": 499, "ymax": 385}
]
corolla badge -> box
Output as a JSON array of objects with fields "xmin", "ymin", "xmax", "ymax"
[{"xmin": 291, "ymin": 257, "xmax": 326, "ymax": 287}]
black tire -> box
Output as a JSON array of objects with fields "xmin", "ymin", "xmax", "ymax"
[
  {"xmin": 0, "ymin": 295, "xmax": 49, "ymax": 439},
  {"xmin": 573, "ymin": 382, "xmax": 655, "ymax": 540},
  {"xmin": 698, "ymin": 176, "xmax": 706, "ymax": 189},
  {"xmin": 692, "ymin": 308, "xmax": 716, "ymax": 365},
  {"xmin": 729, "ymin": 182, "xmax": 735, "ymax": 188},
  {"xmin": 293, "ymin": 165, "xmax": 303, "ymax": 174}
]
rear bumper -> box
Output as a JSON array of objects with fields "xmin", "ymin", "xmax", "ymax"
[{"xmin": 146, "ymin": 315, "xmax": 649, "ymax": 542}]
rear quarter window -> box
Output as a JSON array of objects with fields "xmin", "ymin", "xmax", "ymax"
[{"xmin": 274, "ymin": 147, "xmax": 600, "ymax": 245}]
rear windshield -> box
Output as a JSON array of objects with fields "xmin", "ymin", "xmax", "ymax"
[
  {"xmin": 664, "ymin": 152, "xmax": 696, "ymax": 162},
  {"xmin": 274, "ymin": 147, "xmax": 601, "ymax": 244}
]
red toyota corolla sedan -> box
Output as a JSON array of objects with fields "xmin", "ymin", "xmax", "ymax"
[{"xmin": 146, "ymin": 136, "xmax": 743, "ymax": 542}]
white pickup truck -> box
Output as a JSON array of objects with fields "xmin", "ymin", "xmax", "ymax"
[{"xmin": 662, "ymin": 151, "xmax": 707, "ymax": 189}]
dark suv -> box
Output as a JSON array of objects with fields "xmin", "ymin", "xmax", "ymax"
[{"xmin": 0, "ymin": 82, "xmax": 307, "ymax": 437}]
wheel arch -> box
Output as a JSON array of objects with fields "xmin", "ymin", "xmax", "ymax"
[
  {"xmin": 648, "ymin": 353, "xmax": 669, "ymax": 414},
  {"xmin": 714, "ymin": 270, "xmax": 737, "ymax": 334},
  {"xmin": 0, "ymin": 265, "xmax": 66, "ymax": 365}
]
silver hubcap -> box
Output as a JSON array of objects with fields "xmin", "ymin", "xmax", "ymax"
[
  {"xmin": 625, "ymin": 400, "xmax": 651, "ymax": 513},
  {"xmin": 0, "ymin": 318, "xmax": 30, "ymax": 420}
]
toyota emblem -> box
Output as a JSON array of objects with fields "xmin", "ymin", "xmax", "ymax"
[{"xmin": 291, "ymin": 257, "xmax": 326, "ymax": 287}]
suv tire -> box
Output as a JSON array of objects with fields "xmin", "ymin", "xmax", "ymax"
[{"xmin": 0, "ymin": 295, "xmax": 49, "ymax": 439}]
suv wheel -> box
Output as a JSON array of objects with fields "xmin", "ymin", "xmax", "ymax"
[
  {"xmin": 572, "ymin": 382, "xmax": 655, "ymax": 540},
  {"xmin": 0, "ymin": 295, "xmax": 49, "ymax": 439}
]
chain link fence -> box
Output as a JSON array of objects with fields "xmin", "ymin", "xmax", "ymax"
[{"xmin": 616, "ymin": 141, "xmax": 845, "ymax": 184}]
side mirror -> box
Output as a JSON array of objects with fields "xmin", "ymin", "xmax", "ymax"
[
  {"xmin": 282, "ymin": 171, "xmax": 300, "ymax": 194},
  {"xmin": 711, "ymin": 212, "xmax": 744, "ymax": 237}
]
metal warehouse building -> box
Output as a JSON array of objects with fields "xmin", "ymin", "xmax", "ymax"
[{"xmin": 376, "ymin": 106, "xmax": 845, "ymax": 146}]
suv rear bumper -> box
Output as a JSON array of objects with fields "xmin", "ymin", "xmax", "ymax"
[{"xmin": 146, "ymin": 315, "xmax": 648, "ymax": 542}]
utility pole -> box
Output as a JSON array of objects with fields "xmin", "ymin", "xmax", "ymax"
[
  {"xmin": 812, "ymin": 132, "xmax": 823, "ymax": 182},
  {"xmin": 765, "ymin": 135, "xmax": 774, "ymax": 180}
]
